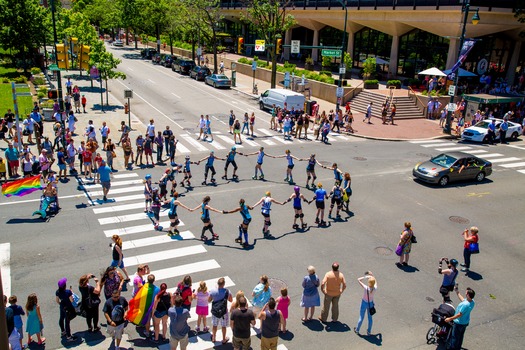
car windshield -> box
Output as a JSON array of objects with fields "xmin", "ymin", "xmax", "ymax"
[{"xmin": 430, "ymin": 153, "xmax": 457, "ymax": 167}]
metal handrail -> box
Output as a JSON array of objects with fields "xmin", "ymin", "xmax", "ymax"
[
  {"xmin": 408, "ymin": 86, "xmax": 427, "ymax": 112},
  {"xmin": 344, "ymin": 80, "xmax": 364, "ymax": 102}
]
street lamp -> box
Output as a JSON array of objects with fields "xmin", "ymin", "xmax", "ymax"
[
  {"xmin": 336, "ymin": 0, "xmax": 348, "ymax": 112},
  {"xmin": 444, "ymin": 0, "xmax": 479, "ymax": 134}
]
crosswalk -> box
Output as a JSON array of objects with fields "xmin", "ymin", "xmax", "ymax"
[
  {"xmin": 83, "ymin": 173, "xmax": 278, "ymax": 349},
  {"xmin": 410, "ymin": 139, "xmax": 525, "ymax": 175},
  {"xmin": 165, "ymin": 129, "xmax": 354, "ymax": 156}
]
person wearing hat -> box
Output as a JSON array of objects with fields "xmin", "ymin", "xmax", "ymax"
[
  {"xmin": 150, "ymin": 187, "xmax": 163, "ymax": 230},
  {"xmin": 55, "ymin": 278, "xmax": 77, "ymax": 342},
  {"xmin": 252, "ymin": 191, "xmax": 286, "ymax": 237},
  {"xmin": 309, "ymin": 183, "xmax": 329, "ymax": 226},
  {"xmin": 143, "ymin": 174, "xmax": 153, "ymax": 212},
  {"xmin": 198, "ymin": 151, "xmax": 225, "ymax": 186},
  {"xmin": 38, "ymin": 148, "xmax": 51, "ymax": 181},
  {"xmin": 222, "ymin": 146, "xmax": 243, "ymax": 180},
  {"xmin": 181, "ymin": 155, "xmax": 196, "ymax": 187},
  {"xmin": 499, "ymin": 116, "xmax": 509, "ymax": 144},
  {"xmin": 97, "ymin": 159, "xmax": 112, "ymax": 201},
  {"xmin": 439, "ymin": 257, "xmax": 459, "ymax": 303}
]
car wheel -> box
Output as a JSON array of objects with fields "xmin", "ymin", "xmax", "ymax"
[
  {"xmin": 511, "ymin": 132, "xmax": 519, "ymax": 141},
  {"xmin": 213, "ymin": 82, "xmax": 217, "ymax": 88},
  {"xmin": 438, "ymin": 176, "xmax": 449, "ymax": 187},
  {"xmin": 259, "ymin": 102, "xmax": 265, "ymax": 110},
  {"xmin": 476, "ymin": 172, "xmax": 485, "ymax": 182}
]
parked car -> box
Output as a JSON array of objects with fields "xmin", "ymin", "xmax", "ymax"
[
  {"xmin": 190, "ymin": 66, "xmax": 211, "ymax": 81},
  {"xmin": 113, "ymin": 40, "xmax": 124, "ymax": 47},
  {"xmin": 412, "ymin": 152, "xmax": 492, "ymax": 186},
  {"xmin": 172, "ymin": 58, "xmax": 196, "ymax": 74},
  {"xmin": 161, "ymin": 55, "xmax": 177, "ymax": 67},
  {"xmin": 140, "ymin": 48, "xmax": 157, "ymax": 60},
  {"xmin": 461, "ymin": 118, "xmax": 522, "ymax": 143},
  {"xmin": 205, "ymin": 74, "xmax": 232, "ymax": 89},
  {"xmin": 152, "ymin": 53, "xmax": 166, "ymax": 65}
]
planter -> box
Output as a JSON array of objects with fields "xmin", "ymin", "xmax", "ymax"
[
  {"xmin": 304, "ymin": 63, "xmax": 314, "ymax": 71},
  {"xmin": 364, "ymin": 83, "xmax": 379, "ymax": 89},
  {"xmin": 334, "ymin": 79, "xmax": 348, "ymax": 86},
  {"xmin": 386, "ymin": 84, "xmax": 401, "ymax": 89}
]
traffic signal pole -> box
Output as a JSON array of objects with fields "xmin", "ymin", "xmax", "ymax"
[{"xmin": 51, "ymin": 0, "xmax": 64, "ymax": 111}]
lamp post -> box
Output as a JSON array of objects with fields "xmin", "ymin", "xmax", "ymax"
[
  {"xmin": 444, "ymin": 0, "xmax": 479, "ymax": 134},
  {"xmin": 336, "ymin": 0, "xmax": 348, "ymax": 112},
  {"xmin": 50, "ymin": 0, "xmax": 64, "ymax": 111}
]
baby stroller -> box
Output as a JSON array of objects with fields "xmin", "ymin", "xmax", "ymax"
[
  {"xmin": 426, "ymin": 302, "xmax": 455, "ymax": 344},
  {"xmin": 33, "ymin": 195, "xmax": 59, "ymax": 219}
]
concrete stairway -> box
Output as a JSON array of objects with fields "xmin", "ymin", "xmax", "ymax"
[{"xmin": 350, "ymin": 90, "xmax": 425, "ymax": 119}]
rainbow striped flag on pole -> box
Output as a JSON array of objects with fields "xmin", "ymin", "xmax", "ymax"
[
  {"xmin": 126, "ymin": 283, "xmax": 158, "ymax": 326},
  {"xmin": 1, "ymin": 175, "xmax": 42, "ymax": 197}
]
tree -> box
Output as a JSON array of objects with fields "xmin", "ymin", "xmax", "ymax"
[
  {"xmin": 89, "ymin": 40, "xmax": 126, "ymax": 107},
  {"xmin": 0, "ymin": 0, "xmax": 48, "ymax": 71},
  {"xmin": 241, "ymin": 0, "xmax": 296, "ymax": 87},
  {"xmin": 137, "ymin": 0, "xmax": 170, "ymax": 52}
]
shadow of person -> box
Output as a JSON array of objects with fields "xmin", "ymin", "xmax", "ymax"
[
  {"xmin": 395, "ymin": 263, "xmax": 419, "ymax": 273},
  {"xmin": 465, "ymin": 270, "xmax": 483, "ymax": 281},
  {"xmin": 278, "ymin": 330, "xmax": 295, "ymax": 341},
  {"xmin": 325, "ymin": 321, "xmax": 351, "ymax": 333},
  {"xmin": 362, "ymin": 332, "xmax": 383, "ymax": 346},
  {"xmin": 303, "ymin": 318, "xmax": 325, "ymax": 332}
]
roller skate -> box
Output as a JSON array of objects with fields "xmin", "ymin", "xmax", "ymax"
[
  {"xmin": 315, "ymin": 217, "xmax": 320, "ymax": 224},
  {"xmin": 259, "ymin": 175, "xmax": 264, "ymax": 180},
  {"xmin": 320, "ymin": 220, "xmax": 327, "ymax": 226},
  {"xmin": 284, "ymin": 177, "xmax": 289, "ymax": 182},
  {"xmin": 292, "ymin": 224, "xmax": 299, "ymax": 229},
  {"xmin": 200, "ymin": 235, "xmax": 208, "ymax": 241},
  {"xmin": 235, "ymin": 238, "xmax": 242, "ymax": 244},
  {"xmin": 221, "ymin": 175, "xmax": 227, "ymax": 180},
  {"xmin": 212, "ymin": 234, "xmax": 219, "ymax": 240},
  {"xmin": 252, "ymin": 175, "xmax": 257, "ymax": 180},
  {"xmin": 302, "ymin": 223, "xmax": 307, "ymax": 229}
]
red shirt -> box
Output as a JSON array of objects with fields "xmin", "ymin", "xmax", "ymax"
[
  {"xmin": 464, "ymin": 234, "xmax": 478, "ymax": 249},
  {"xmin": 82, "ymin": 150, "xmax": 92, "ymax": 163}
]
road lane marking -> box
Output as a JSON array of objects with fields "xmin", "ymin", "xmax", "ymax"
[
  {"xmin": 121, "ymin": 231, "xmax": 194, "ymax": 250},
  {"xmin": 113, "ymin": 173, "xmax": 139, "ymax": 179},
  {"xmin": 124, "ymin": 245, "xmax": 207, "ymax": 266},
  {"xmin": 500, "ymin": 162, "xmax": 525, "ymax": 168},
  {"xmin": 216, "ymin": 134, "xmax": 244, "ymax": 148},
  {"xmin": 171, "ymin": 92, "xmax": 180, "ymax": 98},
  {"xmin": 435, "ymin": 146, "xmax": 472, "ymax": 152},
  {"xmin": 487, "ymin": 157, "xmax": 521, "ymax": 163},
  {"xmin": 421, "ymin": 142, "xmax": 456, "ymax": 147},
  {"xmin": 81, "ymin": 179, "xmax": 144, "ymax": 189},
  {"xmin": 93, "ymin": 202, "xmax": 146, "ymax": 214},
  {"xmin": 0, "ymin": 243, "xmax": 11, "ymax": 296}
]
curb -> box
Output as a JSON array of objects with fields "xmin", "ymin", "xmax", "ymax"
[{"xmin": 347, "ymin": 133, "xmax": 458, "ymax": 142}]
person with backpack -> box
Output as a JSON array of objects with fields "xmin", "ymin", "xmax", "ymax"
[
  {"xmin": 176, "ymin": 276, "xmax": 194, "ymax": 311},
  {"xmin": 103, "ymin": 289, "xmax": 128, "ymax": 350},
  {"xmin": 208, "ymin": 277, "xmax": 233, "ymax": 345}
]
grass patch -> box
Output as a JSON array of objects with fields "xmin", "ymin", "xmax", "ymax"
[
  {"xmin": 0, "ymin": 83, "xmax": 33, "ymax": 117},
  {"xmin": 0, "ymin": 66, "xmax": 22, "ymax": 80}
]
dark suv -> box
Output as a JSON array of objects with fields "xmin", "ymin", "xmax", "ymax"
[
  {"xmin": 190, "ymin": 66, "xmax": 211, "ymax": 81},
  {"xmin": 172, "ymin": 58, "xmax": 196, "ymax": 74},
  {"xmin": 141, "ymin": 48, "xmax": 157, "ymax": 60},
  {"xmin": 162, "ymin": 55, "xmax": 177, "ymax": 67}
]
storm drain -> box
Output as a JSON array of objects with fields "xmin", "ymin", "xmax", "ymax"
[
  {"xmin": 449, "ymin": 216, "xmax": 470, "ymax": 224},
  {"xmin": 353, "ymin": 157, "xmax": 367, "ymax": 161},
  {"xmin": 269, "ymin": 278, "xmax": 288, "ymax": 292}
]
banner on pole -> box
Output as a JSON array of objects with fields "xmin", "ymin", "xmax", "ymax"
[{"xmin": 449, "ymin": 39, "xmax": 476, "ymax": 78}]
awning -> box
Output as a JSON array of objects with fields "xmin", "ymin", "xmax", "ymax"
[
  {"xmin": 463, "ymin": 94, "xmax": 525, "ymax": 104},
  {"xmin": 418, "ymin": 67, "xmax": 446, "ymax": 76},
  {"xmin": 443, "ymin": 68, "xmax": 477, "ymax": 78}
]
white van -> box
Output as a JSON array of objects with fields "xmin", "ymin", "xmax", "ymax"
[{"xmin": 259, "ymin": 89, "xmax": 305, "ymax": 112}]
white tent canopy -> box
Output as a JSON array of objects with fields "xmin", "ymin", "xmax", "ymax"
[{"xmin": 418, "ymin": 67, "xmax": 447, "ymax": 76}]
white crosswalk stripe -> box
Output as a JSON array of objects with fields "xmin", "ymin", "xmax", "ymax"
[
  {"xmin": 435, "ymin": 146, "xmax": 473, "ymax": 152},
  {"xmin": 410, "ymin": 139, "xmax": 446, "ymax": 144},
  {"xmin": 151, "ymin": 260, "xmax": 221, "ymax": 281},
  {"xmin": 500, "ymin": 162, "xmax": 525, "ymax": 168},
  {"xmin": 88, "ymin": 185, "xmax": 143, "ymax": 197},
  {"xmin": 465, "ymin": 150, "xmax": 488, "ymax": 154},
  {"xmin": 122, "ymin": 231, "xmax": 193, "ymax": 249},
  {"xmin": 124, "ymin": 245, "xmax": 207, "ymax": 267},
  {"xmin": 175, "ymin": 141, "xmax": 191, "ymax": 154},
  {"xmin": 180, "ymin": 134, "xmax": 209, "ymax": 152},
  {"xmin": 94, "ymin": 201, "xmax": 146, "ymax": 214},
  {"xmin": 216, "ymin": 134, "xmax": 244, "ymax": 148},
  {"xmin": 104, "ymin": 220, "xmax": 175, "ymax": 237},
  {"xmin": 421, "ymin": 142, "xmax": 456, "ymax": 148},
  {"xmin": 81, "ymin": 179, "xmax": 143, "ymax": 189},
  {"xmin": 486, "ymin": 157, "xmax": 521, "ymax": 163},
  {"xmin": 478, "ymin": 153, "xmax": 504, "ymax": 158},
  {"xmin": 98, "ymin": 210, "xmax": 170, "ymax": 225},
  {"xmin": 113, "ymin": 173, "xmax": 139, "ymax": 179},
  {"xmin": 207, "ymin": 139, "xmax": 227, "ymax": 150}
]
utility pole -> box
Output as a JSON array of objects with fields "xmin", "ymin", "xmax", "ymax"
[{"xmin": 50, "ymin": 0, "xmax": 64, "ymax": 111}]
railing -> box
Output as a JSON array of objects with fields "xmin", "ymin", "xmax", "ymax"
[
  {"xmin": 219, "ymin": 0, "xmax": 515, "ymax": 10},
  {"xmin": 344, "ymin": 80, "xmax": 364, "ymax": 103},
  {"xmin": 408, "ymin": 86, "xmax": 427, "ymax": 114}
]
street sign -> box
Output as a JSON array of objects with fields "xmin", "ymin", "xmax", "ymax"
[
  {"xmin": 339, "ymin": 67, "xmax": 346, "ymax": 75},
  {"xmin": 252, "ymin": 61, "xmax": 257, "ymax": 71},
  {"xmin": 231, "ymin": 63, "xmax": 237, "ymax": 70},
  {"xmin": 291, "ymin": 40, "xmax": 300, "ymax": 54},
  {"xmin": 197, "ymin": 47, "xmax": 202, "ymax": 56},
  {"xmin": 124, "ymin": 89, "xmax": 133, "ymax": 99},
  {"xmin": 322, "ymin": 49, "xmax": 341, "ymax": 57},
  {"xmin": 336, "ymin": 87, "xmax": 344, "ymax": 98},
  {"xmin": 477, "ymin": 58, "xmax": 488, "ymax": 75},
  {"xmin": 448, "ymin": 85, "xmax": 456, "ymax": 96},
  {"xmin": 255, "ymin": 40, "xmax": 265, "ymax": 52},
  {"xmin": 447, "ymin": 103, "xmax": 457, "ymax": 112}
]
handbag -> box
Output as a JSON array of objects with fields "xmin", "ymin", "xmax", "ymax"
[
  {"xmin": 366, "ymin": 288, "xmax": 376, "ymax": 315},
  {"xmin": 469, "ymin": 242, "xmax": 479, "ymax": 254},
  {"xmin": 111, "ymin": 151, "xmax": 117, "ymax": 158},
  {"xmin": 395, "ymin": 244, "xmax": 403, "ymax": 256},
  {"xmin": 411, "ymin": 234, "xmax": 417, "ymax": 244}
]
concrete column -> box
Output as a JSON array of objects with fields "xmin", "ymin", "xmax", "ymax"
[
  {"xmin": 446, "ymin": 38, "xmax": 460, "ymax": 69},
  {"xmin": 389, "ymin": 35, "xmax": 399, "ymax": 77},
  {"xmin": 346, "ymin": 31, "xmax": 354, "ymax": 54},
  {"xmin": 284, "ymin": 28, "xmax": 292, "ymax": 61},
  {"xmin": 506, "ymin": 41, "xmax": 522, "ymax": 84},
  {"xmin": 312, "ymin": 29, "xmax": 320, "ymax": 63}
]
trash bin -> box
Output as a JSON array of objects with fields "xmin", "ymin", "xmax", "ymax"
[{"xmin": 306, "ymin": 100, "xmax": 317, "ymax": 115}]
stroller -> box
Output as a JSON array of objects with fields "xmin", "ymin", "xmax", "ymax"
[{"xmin": 426, "ymin": 302, "xmax": 455, "ymax": 344}]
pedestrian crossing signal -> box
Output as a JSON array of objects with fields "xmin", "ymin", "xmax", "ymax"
[
  {"xmin": 56, "ymin": 44, "xmax": 69, "ymax": 69},
  {"xmin": 48, "ymin": 89, "xmax": 58, "ymax": 99},
  {"xmin": 238, "ymin": 37, "xmax": 244, "ymax": 54}
]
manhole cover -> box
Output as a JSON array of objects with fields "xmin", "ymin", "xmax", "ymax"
[
  {"xmin": 449, "ymin": 216, "xmax": 470, "ymax": 224},
  {"xmin": 417, "ymin": 153, "xmax": 432, "ymax": 158},
  {"xmin": 426, "ymin": 296, "xmax": 435, "ymax": 302},
  {"xmin": 353, "ymin": 157, "xmax": 367, "ymax": 161},
  {"xmin": 374, "ymin": 247, "xmax": 393, "ymax": 256},
  {"xmin": 268, "ymin": 278, "xmax": 287, "ymax": 292}
]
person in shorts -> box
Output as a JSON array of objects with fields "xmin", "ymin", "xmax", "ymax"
[
  {"xmin": 103, "ymin": 290, "xmax": 128, "ymax": 350},
  {"xmin": 230, "ymin": 296, "xmax": 255, "ymax": 350},
  {"xmin": 98, "ymin": 159, "xmax": 112, "ymax": 201},
  {"xmin": 208, "ymin": 277, "xmax": 233, "ymax": 344}
]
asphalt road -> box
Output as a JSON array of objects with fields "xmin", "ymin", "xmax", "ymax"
[{"xmin": 1, "ymin": 45, "xmax": 524, "ymax": 350}]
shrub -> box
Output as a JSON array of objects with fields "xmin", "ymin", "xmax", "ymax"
[
  {"xmin": 253, "ymin": 56, "xmax": 259, "ymax": 61},
  {"xmin": 364, "ymin": 79, "xmax": 379, "ymax": 85},
  {"xmin": 38, "ymin": 86, "xmax": 48, "ymax": 94},
  {"xmin": 387, "ymin": 80, "xmax": 402, "ymax": 88},
  {"xmin": 283, "ymin": 61, "xmax": 296, "ymax": 70},
  {"xmin": 363, "ymin": 58, "xmax": 377, "ymax": 78},
  {"xmin": 37, "ymin": 92, "xmax": 45, "ymax": 99},
  {"xmin": 238, "ymin": 57, "xmax": 251, "ymax": 64},
  {"xmin": 33, "ymin": 77, "xmax": 45, "ymax": 86},
  {"xmin": 305, "ymin": 56, "xmax": 314, "ymax": 65},
  {"xmin": 319, "ymin": 70, "xmax": 332, "ymax": 77},
  {"xmin": 30, "ymin": 67, "xmax": 41, "ymax": 75},
  {"xmin": 14, "ymin": 76, "xmax": 28, "ymax": 83},
  {"xmin": 321, "ymin": 55, "xmax": 332, "ymax": 67},
  {"xmin": 2, "ymin": 77, "xmax": 9, "ymax": 83},
  {"xmin": 421, "ymin": 90, "xmax": 428, "ymax": 96}
]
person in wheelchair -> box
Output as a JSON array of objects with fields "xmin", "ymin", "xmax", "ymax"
[{"xmin": 33, "ymin": 182, "xmax": 59, "ymax": 219}]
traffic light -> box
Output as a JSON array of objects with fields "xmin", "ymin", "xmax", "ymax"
[
  {"xmin": 238, "ymin": 37, "xmax": 244, "ymax": 54},
  {"xmin": 79, "ymin": 45, "xmax": 91, "ymax": 71},
  {"xmin": 56, "ymin": 44, "xmax": 69, "ymax": 69},
  {"xmin": 276, "ymin": 38, "xmax": 283, "ymax": 55}
]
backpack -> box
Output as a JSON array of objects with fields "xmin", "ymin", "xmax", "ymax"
[
  {"xmin": 211, "ymin": 289, "xmax": 229, "ymax": 318},
  {"xmin": 111, "ymin": 304, "xmax": 125, "ymax": 323},
  {"xmin": 176, "ymin": 283, "xmax": 192, "ymax": 306}
]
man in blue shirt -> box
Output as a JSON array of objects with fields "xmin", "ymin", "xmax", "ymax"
[
  {"xmin": 499, "ymin": 117, "xmax": 509, "ymax": 144},
  {"xmin": 487, "ymin": 119, "xmax": 496, "ymax": 145},
  {"xmin": 168, "ymin": 295, "xmax": 190, "ymax": 349},
  {"xmin": 445, "ymin": 287, "xmax": 476, "ymax": 350},
  {"xmin": 97, "ymin": 159, "xmax": 112, "ymax": 201}
]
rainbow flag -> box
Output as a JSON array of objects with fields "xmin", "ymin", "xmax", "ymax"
[
  {"xmin": 2, "ymin": 175, "xmax": 42, "ymax": 197},
  {"xmin": 126, "ymin": 283, "xmax": 158, "ymax": 326}
]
